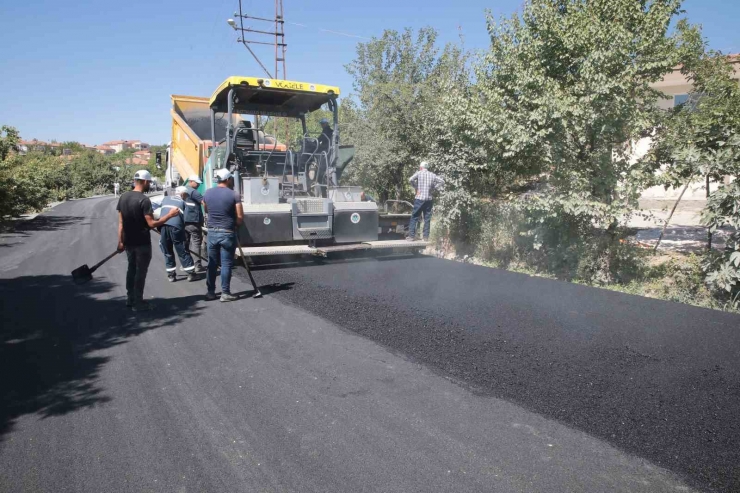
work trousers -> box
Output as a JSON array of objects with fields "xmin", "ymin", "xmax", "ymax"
[
  {"xmin": 125, "ymin": 244, "xmax": 152, "ymax": 302},
  {"xmin": 159, "ymin": 225, "xmax": 195, "ymax": 274},
  {"xmin": 207, "ymin": 230, "xmax": 236, "ymax": 295},
  {"xmin": 184, "ymin": 223, "xmax": 204, "ymax": 268},
  {"xmin": 408, "ymin": 199, "xmax": 434, "ymax": 239}
]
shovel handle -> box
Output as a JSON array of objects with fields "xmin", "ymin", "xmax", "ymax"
[{"xmin": 89, "ymin": 250, "xmax": 121, "ymax": 273}]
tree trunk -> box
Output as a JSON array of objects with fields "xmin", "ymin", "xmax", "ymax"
[
  {"xmin": 706, "ymin": 174, "xmax": 713, "ymax": 251},
  {"xmin": 653, "ymin": 180, "xmax": 691, "ymax": 252}
]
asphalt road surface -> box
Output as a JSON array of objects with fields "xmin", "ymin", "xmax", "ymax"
[{"xmin": 1, "ymin": 196, "xmax": 738, "ymax": 493}]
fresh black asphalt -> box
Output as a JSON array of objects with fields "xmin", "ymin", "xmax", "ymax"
[
  {"xmin": 0, "ymin": 195, "xmax": 737, "ymax": 492},
  {"xmin": 246, "ymin": 248, "xmax": 740, "ymax": 492}
]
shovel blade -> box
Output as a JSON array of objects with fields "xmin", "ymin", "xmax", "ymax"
[{"xmin": 72, "ymin": 264, "xmax": 93, "ymax": 285}]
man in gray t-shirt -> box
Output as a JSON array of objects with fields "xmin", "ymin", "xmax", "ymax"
[{"xmin": 203, "ymin": 169, "xmax": 243, "ymax": 302}]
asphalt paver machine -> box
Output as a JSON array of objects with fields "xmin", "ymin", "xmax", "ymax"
[{"xmin": 202, "ymin": 76, "xmax": 426, "ymax": 257}]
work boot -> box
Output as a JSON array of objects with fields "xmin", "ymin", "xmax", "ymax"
[
  {"xmin": 220, "ymin": 293, "xmax": 238, "ymax": 303},
  {"xmin": 205, "ymin": 292, "xmax": 218, "ymax": 301},
  {"xmin": 132, "ymin": 300, "xmax": 153, "ymax": 312},
  {"xmin": 187, "ymin": 273, "xmax": 197, "ymax": 282},
  {"xmin": 168, "ymin": 272, "xmax": 177, "ymax": 282}
]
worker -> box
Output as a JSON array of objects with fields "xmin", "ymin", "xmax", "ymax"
[
  {"xmin": 203, "ymin": 169, "xmax": 244, "ymax": 302},
  {"xmin": 360, "ymin": 191, "xmax": 375, "ymax": 202},
  {"xmin": 116, "ymin": 170, "xmax": 179, "ymax": 311},
  {"xmin": 159, "ymin": 186, "xmax": 197, "ymax": 283},
  {"xmin": 317, "ymin": 118, "xmax": 334, "ymax": 153},
  {"xmin": 407, "ymin": 161, "xmax": 444, "ymax": 242},
  {"xmin": 184, "ymin": 175, "xmax": 205, "ymax": 273}
]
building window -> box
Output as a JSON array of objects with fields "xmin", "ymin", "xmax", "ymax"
[{"xmin": 674, "ymin": 94, "xmax": 690, "ymax": 106}]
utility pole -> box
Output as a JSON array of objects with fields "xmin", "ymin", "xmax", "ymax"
[{"xmin": 227, "ymin": 0, "xmax": 289, "ymax": 140}]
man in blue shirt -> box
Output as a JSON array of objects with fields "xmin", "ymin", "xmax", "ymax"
[
  {"xmin": 203, "ymin": 169, "xmax": 243, "ymax": 302},
  {"xmin": 185, "ymin": 175, "xmax": 205, "ymax": 273},
  {"xmin": 158, "ymin": 186, "xmax": 196, "ymax": 282}
]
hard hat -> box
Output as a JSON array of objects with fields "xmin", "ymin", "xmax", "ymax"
[
  {"xmin": 187, "ymin": 175, "xmax": 202, "ymax": 184},
  {"xmin": 175, "ymin": 186, "xmax": 188, "ymax": 195},
  {"xmin": 420, "ymin": 161, "xmax": 429, "ymax": 169},
  {"xmin": 214, "ymin": 169, "xmax": 233, "ymax": 182},
  {"xmin": 133, "ymin": 169, "xmax": 152, "ymax": 181},
  {"xmin": 319, "ymin": 118, "xmax": 329, "ymax": 125}
]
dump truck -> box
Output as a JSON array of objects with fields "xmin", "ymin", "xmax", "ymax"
[{"xmin": 169, "ymin": 76, "xmax": 423, "ymax": 258}]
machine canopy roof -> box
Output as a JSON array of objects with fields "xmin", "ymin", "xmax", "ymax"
[{"xmin": 209, "ymin": 76, "xmax": 340, "ymax": 117}]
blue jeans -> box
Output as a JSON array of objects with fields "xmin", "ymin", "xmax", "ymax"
[
  {"xmin": 408, "ymin": 199, "xmax": 433, "ymax": 239},
  {"xmin": 207, "ymin": 231, "xmax": 236, "ymax": 294}
]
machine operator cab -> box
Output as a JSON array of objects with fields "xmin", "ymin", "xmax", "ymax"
[{"xmin": 205, "ymin": 76, "xmax": 372, "ymax": 247}]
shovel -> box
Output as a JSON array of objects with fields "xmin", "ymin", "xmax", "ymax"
[
  {"xmin": 72, "ymin": 250, "xmax": 120, "ymax": 285},
  {"xmin": 236, "ymin": 236, "xmax": 262, "ymax": 298}
]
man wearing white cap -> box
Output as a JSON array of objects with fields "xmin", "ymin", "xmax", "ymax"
[
  {"xmin": 184, "ymin": 175, "xmax": 205, "ymax": 273},
  {"xmin": 116, "ymin": 170, "xmax": 179, "ymax": 311},
  {"xmin": 158, "ymin": 186, "xmax": 197, "ymax": 282},
  {"xmin": 203, "ymin": 168, "xmax": 243, "ymax": 302}
]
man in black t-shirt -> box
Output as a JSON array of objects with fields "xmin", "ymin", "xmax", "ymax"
[{"xmin": 116, "ymin": 170, "xmax": 178, "ymax": 311}]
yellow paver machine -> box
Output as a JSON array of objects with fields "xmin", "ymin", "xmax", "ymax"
[{"xmin": 173, "ymin": 76, "xmax": 425, "ymax": 258}]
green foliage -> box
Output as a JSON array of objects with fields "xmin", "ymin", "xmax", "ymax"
[
  {"xmin": 1, "ymin": 125, "xmax": 20, "ymax": 161},
  {"xmin": 0, "ymin": 126, "xmax": 133, "ymax": 218},
  {"xmin": 650, "ymin": 31, "xmax": 740, "ymax": 297},
  {"xmin": 466, "ymin": 198, "xmax": 645, "ymax": 285},
  {"xmin": 702, "ymin": 180, "xmax": 740, "ymax": 300},
  {"xmin": 344, "ymin": 27, "xmax": 463, "ymax": 202},
  {"xmin": 474, "ymin": 0, "xmax": 686, "ymax": 217}
]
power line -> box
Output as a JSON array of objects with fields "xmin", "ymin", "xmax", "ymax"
[{"xmin": 286, "ymin": 21, "xmax": 370, "ymax": 40}]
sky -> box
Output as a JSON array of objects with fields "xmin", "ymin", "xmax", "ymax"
[{"xmin": 1, "ymin": 0, "xmax": 738, "ymax": 146}]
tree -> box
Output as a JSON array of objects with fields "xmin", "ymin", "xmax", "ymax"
[
  {"xmin": 477, "ymin": 0, "xmax": 686, "ymax": 209},
  {"xmin": 344, "ymin": 27, "xmax": 460, "ymax": 202},
  {"xmin": 458, "ymin": 0, "xmax": 691, "ymax": 281},
  {"xmin": 0, "ymin": 125, "xmax": 20, "ymax": 161}
]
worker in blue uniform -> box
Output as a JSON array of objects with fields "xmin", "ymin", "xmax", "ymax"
[{"xmin": 158, "ymin": 186, "xmax": 196, "ymax": 282}]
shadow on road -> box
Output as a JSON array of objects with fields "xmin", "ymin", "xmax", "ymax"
[
  {"xmin": 0, "ymin": 274, "xmax": 204, "ymax": 442},
  {"xmin": 249, "ymin": 252, "xmax": 423, "ymax": 272},
  {"xmin": 1, "ymin": 216, "xmax": 86, "ymax": 234},
  {"xmin": 0, "ymin": 216, "xmax": 87, "ymax": 249}
]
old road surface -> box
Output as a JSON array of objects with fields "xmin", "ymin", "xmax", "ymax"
[{"xmin": 1, "ymin": 196, "xmax": 739, "ymax": 493}]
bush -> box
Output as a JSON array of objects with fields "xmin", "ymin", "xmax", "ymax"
[{"xmin": 459, "ymin": 197, "xmax": 646, "ymax": 285}]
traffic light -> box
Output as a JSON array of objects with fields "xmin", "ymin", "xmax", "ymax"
[{"xmin": 155, "ymin": 152, "xmax": 162, "ymax": 169}]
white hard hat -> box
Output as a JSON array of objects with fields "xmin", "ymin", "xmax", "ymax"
[
  {"xmin": 419, "ymin": 161, "xmax": 429, "ymax": 169},
  {"xmin": 134, "ymin": 169, "xmax": 152, "ymax": 181},
  {"xmin": 187, "ymin": 175, "xmax": 202, "ymax": 184},
  {"xmin": 214, "ymin": 169, "xmax": 233, "ymax": 182},
  {"xmin": 175, "ymin": 186, "xmax": 188, "ymax": 195}
]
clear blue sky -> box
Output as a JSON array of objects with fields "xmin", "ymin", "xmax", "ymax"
[{"xmin": 1, "ymin": 0, "xmax": 737, "ymax": 146}]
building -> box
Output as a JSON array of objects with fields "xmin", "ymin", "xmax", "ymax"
[
  {"xmin": 100, "ymin": 140, "xmax": 131, "ymax": 153},
  {"xmin": 653, "ymin": 54, "xmax": 740, "ymax": 110},
  {"xmin": 133, "ymin": 150, "xmax": 151, "ymax": 160},
  {"xmin": 95, "ymin": 145, "xmax": 115, "ymax": 156},
  {"xmin": 129, "ymin": 140, "xmax": 150, "ymax": 151},
  {"xmin": 637, "ymin": 55, "xmax": 740, "ymax": 200},
  {"xmin": 17, "ymin": 139, "xmax": 70, "ymax": 156}
]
